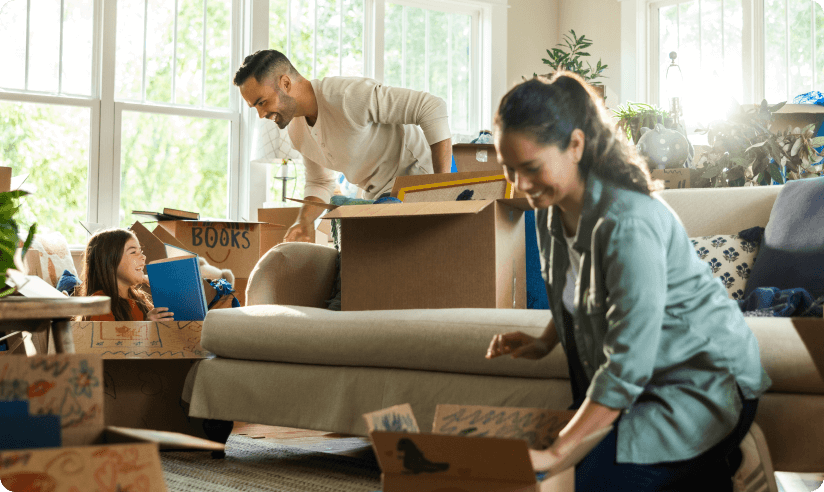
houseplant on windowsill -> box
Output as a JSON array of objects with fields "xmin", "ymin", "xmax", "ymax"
[
  {"xmin": 694, "ymin": 100, "xmax": 824, "ymax": 187},
  {"xmin": 536, "ymin": 29, "xmax": 608, "ymax": 100},
  {"xmin": 0, "ymin": 190, "xmax": 37, "ymax": 297},
  {"xmin": 613, "ymin": 102, "xmax": 675, "ymax": 145}
]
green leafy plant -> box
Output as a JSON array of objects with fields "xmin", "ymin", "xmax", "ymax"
[
  {"xmin": 541, "ymin": 30, "xmax": 608, "ymax": 83},
  {"xmin": 694, "ymin": 100, "xmax": 824, "ymax": 187},
  {"xmin": 612, "ymin": 102, "xmax": 673, "ymax": 144},
  {"xmin": 0, "ymin": 190, "xmax": 37, "ymax": 297}
]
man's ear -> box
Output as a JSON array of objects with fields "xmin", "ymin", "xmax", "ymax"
[{"xmin": 280, "ymin": 74, "xmax": 292, "ymax": 93}]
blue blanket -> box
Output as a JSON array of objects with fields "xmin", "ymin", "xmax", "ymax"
[{"xmin": 737, "ymin": 287, "xmax": 824, "ymax": 317}]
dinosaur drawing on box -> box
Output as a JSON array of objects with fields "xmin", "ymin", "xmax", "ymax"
[{"xmin": 397, "ymin": 438, "xmax": 449, "ymax": 475}]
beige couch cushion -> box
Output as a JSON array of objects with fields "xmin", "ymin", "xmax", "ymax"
[
  {"xmin": 201, "ymin": 305, "xmax": 569, "ymax": 379},
  {"xmin": 246, "ymin": 242, "xmax": 338, "ymax": 308}
]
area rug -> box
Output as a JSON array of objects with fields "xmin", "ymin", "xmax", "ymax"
[{"xmin": 160, "ymin": 434, "xmax": 381, "ymax": 492}]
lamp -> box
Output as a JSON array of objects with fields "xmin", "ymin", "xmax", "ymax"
[
  {"xmin": 251, "ymin": 117, "xmax": 301, "ymax": 205},
  {"xmin": 665, "ymin": 51, "xmax": 684, "ymax": 127}
]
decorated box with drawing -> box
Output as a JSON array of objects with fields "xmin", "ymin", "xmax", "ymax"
[
  {"xmin": 364, "ymin": 403, "xmax": 610, "ymax": 492},
  {"xmin": 70, "ymin": 321, "xmax": 211, "ymax": 359}
]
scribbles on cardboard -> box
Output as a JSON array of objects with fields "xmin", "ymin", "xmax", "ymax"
[
  {"xmin": 432, "ymin": 404, "xmax": 576, "ymax": 450},
  {"xmin": 0, "ymin": 354, "xmax": 104, "ymax": 446},
  {"xmin": 0, "ymin": 442, "xmax": 167, "ymax": 491},
  {"xmin": 363, "ymin": 403, "xmax": 420, "ymax": 433},
  {"xmin": 71, "ymin": 321, "xmax": 212, "ymax": 359}
]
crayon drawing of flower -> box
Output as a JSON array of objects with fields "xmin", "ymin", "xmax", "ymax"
[{"xmin": 69, "ymin": 360, "xmax": 100, "ymax": 398}]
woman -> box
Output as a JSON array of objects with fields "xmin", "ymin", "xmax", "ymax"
[
  {"xmin": 78, "ymin": 228, "xmax": 173, "ymax": 322},
  {"xmin": 486, "ymin": 73, "xmax": 771, "ymax": 490}
]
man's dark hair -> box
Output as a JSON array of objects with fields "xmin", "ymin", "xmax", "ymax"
[{"xmin": 233, "ymin": 50, "xmax": 297, "ymax": 87}]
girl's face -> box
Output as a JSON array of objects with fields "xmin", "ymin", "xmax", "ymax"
[
  {"xmin": 116, "ymin": 237, "xmax": 146, "ymax": 289},
  {"xmin": 496, "ymin": 129, "xmax": 585, "ymax": 211}
]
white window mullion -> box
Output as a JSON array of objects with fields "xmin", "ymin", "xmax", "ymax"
[
  {"xmin": 98, "ymin": 0, "xmax": 119, "ymax": 227},
  {"xmin": 313, "ymin": 0, "xmax": 318, "ymax": 78},
  {"xmin": 698, "ymin": 0, "xmax": 702, "ymax": 67},
  {"xmin": 173, "ymin": 0, "xmax": 179, "ymax": 104},
  {"xmin": 812, "ymin": 0, "xmax": 817, "ymax": 92},
  {"xmin": 141, "ymin": 0, "xmax": 149, "ymax": 103},
  {"xmin": 338, "ymin": 0, "xmax": 343, "ymax": 75},
  {"xmin": 785, "ymin": 0, "xmax": 789, "ymax": 101},
  {"xmin": 447, "ymin": 13, "xmax": 452, "ymax": 120},
  {"xmin": 25, "ymin": 0, "xmax": 31, "ymax": 90},
  {"xmin": 287, "ymin": 0, "xmax": 292, "ymax": 57},
  {"xmin": 470, "ymin": 9, "xmax": 479, "ymax": 132},
  {"xmin": 202, "ymin": 0, "xmax": 208, "ymax": 107},
  {"xmin": 59, "ymin": 0, "xmax": 65, "ymax": 94}
]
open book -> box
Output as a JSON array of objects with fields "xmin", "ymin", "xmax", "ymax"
[{"xmin": 146, "ymin": 244, "xmax": 208, "ymax": 321}]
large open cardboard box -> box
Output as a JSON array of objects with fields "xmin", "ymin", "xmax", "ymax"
[
  {"xmin": 364, "ymin": 403, "xmax": 610, "ymax": 492},
  {"xmin": 70, "ymin": 320, "xmax": 213, "ymax": 441},
  {"xmin": 323, "ymin": 198, "xmax": 529, "ymax": 311},
  {"xmin": 258, "ymin": 206, "xmax": 330, "ymax": 252},
  {"xmin": 0, "ymin": 353, "xmax": 221, "ymax": 490}
]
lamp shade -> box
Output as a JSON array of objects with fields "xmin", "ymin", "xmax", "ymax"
[{"xmin": 251, "ymin": 117, "xmax": 301, "ymax": 163}]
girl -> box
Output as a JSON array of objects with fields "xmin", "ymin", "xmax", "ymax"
[
  {"xmin": 486, "ymin": 73, "xmax": 771, "ymax": 490},
  {"xmin": 78, "ymin": 228, "xmax": 173, "ymax": 322}
]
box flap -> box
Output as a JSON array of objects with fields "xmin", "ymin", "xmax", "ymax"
[
  {"xmin": 496, "ymin": 198, "xmax": 533, "ymax": 211},
  {"xmin": 287, "ymin": 197, "xmax": 340, "ymax": 210},
  {"xmin": 104, "ymin": 426, "xmax": 225, "ymax": 451},
  {"xmin": 131, "ymin": 220, "xmax": 168, "ymax": 265},
  {"xmin": 774, "ymin": 103, "xmax": 824, "ymax": 115},
  {"xmin": 151, "ymin": 223, "xmax": 187, "ymax": 250},
  {"xmin": 793, "ymin": 318, "xmax": 824, "ymax": 380},
  {"xmin": 323, "ymin": 200, "xmax": 493, "ymax": 219},
  {"xmin": 391, "ymin": 170, "xmax": 511, "ymax": 201},
  {"xmin": 370, "ymin": 431, "xmax": 536, "ymax": 484},
  {"xmin": 432, "ymin": 404, "xmax": 575, "ymax": 450},
  {"xmin": 258, "ymin": 207, "xmax": 300, "ymax": 228},
  {"xmin": 363, "ymin": 403, "xmax": 420, "ymax": 433}
]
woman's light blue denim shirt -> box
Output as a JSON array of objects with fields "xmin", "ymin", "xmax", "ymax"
[{"xmin": 536, "ymin": 173, "xmax": 772, "ymax": 464}]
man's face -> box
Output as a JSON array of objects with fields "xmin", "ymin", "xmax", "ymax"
[{"xmin": 239, "ymin": 75, "xmax": 298, "ymax": 129}]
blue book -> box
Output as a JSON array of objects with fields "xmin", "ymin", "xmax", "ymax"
[{"xmin": 146, "ymin": 245, "xmax": 208, "ymax": 321}]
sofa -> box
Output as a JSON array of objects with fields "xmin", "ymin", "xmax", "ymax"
[{"xmin": 184, "ymin": 184, "xmax": 824, "ymax": 473}]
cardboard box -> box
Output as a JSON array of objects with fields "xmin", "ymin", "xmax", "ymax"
[
  {"xmin": 390, "ymin": 170, "xmax": 515, "ymax": 202},
  {"xmin": 323, "ymin": 198, "xmax": 529, "ymax": 311},
  {"xmin": 770, "ymin": 103, "xmax": 824, "ymax": 134},
  {"xmin": 651, "ymin": 168, "xmax": 691, "ymax": 189},
  {"xmin": 258, "ymin": 206, "xmax": 331, "ymax": 252},
  {"xmin": 155, "ymin": 220, "xmax": 265, "ymax": 279},
  {"xmin": 0, "ymin": 166, "xmax": 11, "ymax": 192},
  {"xmin": 453, "ymin": 143, "xmax": 501, "ymax": 172},
  {"xmin": 364, "ymin": 404, "xmax": 611, "ymax": 492},
  {"xmin": 71, "ymin": 321, "xmax": 213, "ymax": 440}
]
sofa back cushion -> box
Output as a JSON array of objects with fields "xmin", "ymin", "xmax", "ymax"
[
  {"xmin": 246, "ymin": 242, "xmax": 338, "ymax": 308},
  {"xmin": 743, "ymin": 176, "xmax": 824, "ymax": 299},
  {"xmin": 658, "ymin": 186, "xmax": 781, "ymax": 237}
]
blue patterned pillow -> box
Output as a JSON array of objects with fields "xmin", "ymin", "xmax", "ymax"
[{"xmin": 691, "ymin": 235, "xmax": 760, "ymax": 299}]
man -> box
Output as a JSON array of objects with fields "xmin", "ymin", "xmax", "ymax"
[{"xmin": 234, "ymin": 49, "xmax": 453, "ymax": 242}]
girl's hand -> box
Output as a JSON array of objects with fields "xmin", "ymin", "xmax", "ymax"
[
  {"xmin": 147, "ymin": 307, "xmax": 174, "ymax": 321},
  {"xmin": 486, "ymin": 331, "xmax": 550, "ymax": 360}
]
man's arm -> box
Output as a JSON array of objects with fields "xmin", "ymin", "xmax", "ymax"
[
  {"xmin": 283, "ymin": 196, "xmax": 327, "ymax": 243},
  {"xmin": 430, "ymin": 138, "xmax": 452, "ymax": 174}
]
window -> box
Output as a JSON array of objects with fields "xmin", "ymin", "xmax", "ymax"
[
  {"xmin": 111, "ymin": 0, "xmax": 238, "ymax": 228},
  {"xmin": 0, "ymin": 0, "xmax": 96, "ymax": 245},
  {"xmin": 650, "ymin": 0, "xmax": 824, "ymax": 126}
]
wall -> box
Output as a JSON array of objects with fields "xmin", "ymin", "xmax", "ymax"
[
  {"xmin": 506, "ymin": 0, "xmax": 560, "ymax": 93},
  {"xmin": 558, "ymin": 0, "xmax": 622, "ymax": 107}
]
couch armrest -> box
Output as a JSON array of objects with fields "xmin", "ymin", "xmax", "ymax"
[{"xmin": 246, "ymin": 242, "xmax": 338, "ymax": 308}]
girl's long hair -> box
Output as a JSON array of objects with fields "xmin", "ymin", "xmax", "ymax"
[
  {"xmin": 494, "ymin": 72, "xmax": 660, "ymax": 195},
  {"xmin": 77, "ymin": 228, "xmax": 152, "ymax": 321}
]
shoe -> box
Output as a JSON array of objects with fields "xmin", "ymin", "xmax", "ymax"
[{"xmin": 733, "ymin": 422, "xmax": 778, "ymax": 492}]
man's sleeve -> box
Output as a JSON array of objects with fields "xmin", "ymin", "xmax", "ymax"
[
  {"xmin": 302, "ymin": 156, "xmax": 337, "ymax": 203},
  {"xmin": 585, "ymin": 216, "xmax": 668, "ymax": 410},
  {"xmin": 344, "ymin": 81, "xmax": 451, "ymax": 145}
]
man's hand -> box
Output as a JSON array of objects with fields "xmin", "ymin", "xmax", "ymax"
[{"xmin": 283, "ymin": 221, "xmax": 314, "ymax": 243}]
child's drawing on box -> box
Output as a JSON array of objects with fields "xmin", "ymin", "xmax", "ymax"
[{"xmin": 76, "ymin": 228, "xmax": 174, "ymax": 322}]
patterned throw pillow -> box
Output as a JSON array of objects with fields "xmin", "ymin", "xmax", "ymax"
[{"xmin": 690, "ymin": 234, "xmax": 760, "ymax": 300}]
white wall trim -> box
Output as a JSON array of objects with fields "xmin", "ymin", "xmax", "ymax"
[{"xmin": 618, "ymin": 0, "xmax": 649, "ymax": 104}]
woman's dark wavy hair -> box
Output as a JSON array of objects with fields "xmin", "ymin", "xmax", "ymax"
[
  {"xmin": 77, "ymin": 228, "xmax": 152, "ymax": 321},
  {"xmin": 494, "ymin": 72, "xmax": 660, "ymax": 195}
]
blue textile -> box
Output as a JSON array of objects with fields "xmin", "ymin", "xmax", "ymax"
[
  {"xmin": 793, "ymin": 91, "xmax": 824, "ymax": 105},
  {"xmin": 207, "ymin": 278, "xmax": 241, "ymax": 309},
  {"xmin": 524, "ymin": 210, "xmax": 549, "ymax": 309},
  {"xmin": 373, "ymin": 196, "xmax": 402, "ymax": 205},
  {"xmin": 737, "ymin": 287, "xmax": 823, "ymax": 317},
  {"xmin": 56, "ymin": 269, "xmax": 81, "ymax": 296},
  {"xmin": 450, "ymin": 155, "xmax": 457, "ymax": 173}
]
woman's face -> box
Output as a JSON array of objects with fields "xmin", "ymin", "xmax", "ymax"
[
  {"xmin": 496, "ymin": 129, "xmax": 585, "ymax": 211},
  {"xmin": 116, "ymin": 237, "xmax": 147, "ymax": 289}
]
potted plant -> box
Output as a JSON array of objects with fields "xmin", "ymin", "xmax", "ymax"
[
  {"xmin": 694, "ymin": 100, "xmax": 824, "ymax": 187},
  {"xmin": 0, "ymin": 190, "xmax": 37, "ymax": 297},
  {"xmin": 613, "ymin": 102, "xmax": 675, "ymax": 145},
  {"xmin": 538, "ymin": 30, "xmax": 608, "ymax": 100}
]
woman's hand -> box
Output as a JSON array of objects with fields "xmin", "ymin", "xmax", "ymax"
[
  {"xmin": 486, "ymin": 331, "xmax": 550, "ymax": 360},
  {"xmin": 147, "ymin": 307, "xmax": 174, "ymax": 321},
  {"xmin": 529, "ymin": 446, "xmax": 562, "ymax": 473}
]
